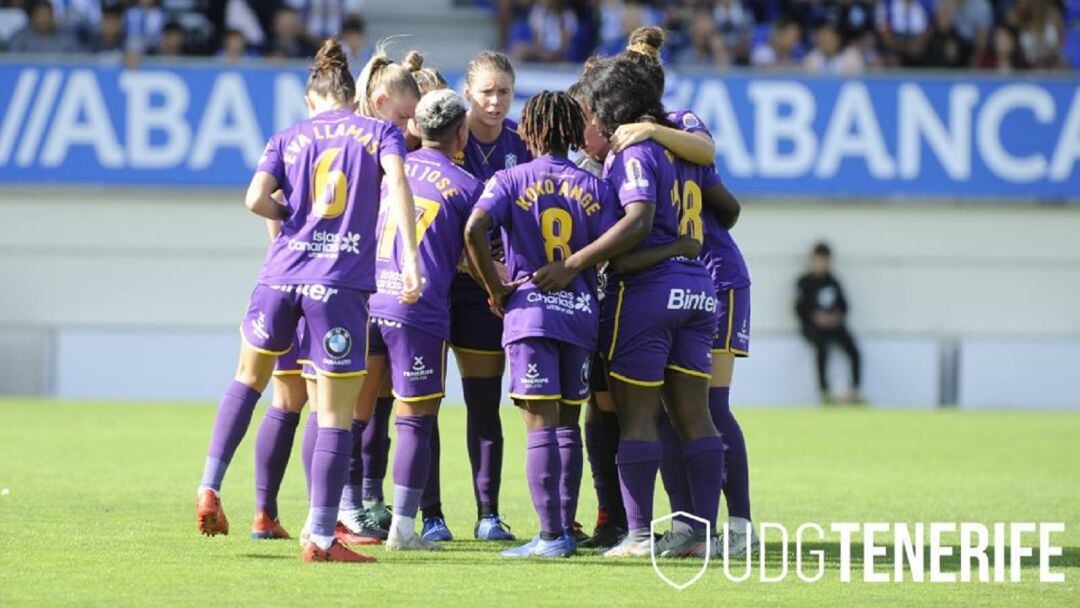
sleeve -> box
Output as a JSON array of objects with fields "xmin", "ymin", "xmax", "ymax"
[
  {"xmin": 588, "ymin": 181, "xmax": 620, "ymax": 240},
  {"xmin": 607, "ymin": 147, "xmax": 659, "ymax": 209},
  {"xmin": 379, "ymin": 122, "xmax": 408, "ymax": 159},
  {"xmin": 674, "ymin": 110, "xmax": 712, "ymax": 138},
  {"xmin": 474, "ymin": 173, "xmax": 512, "ymax": 230},
  {"xmin": 255, "ymin": 134, "xmax": 285, "ymax": 186},
  {"xmin": 700, "ymin": 165, "xmax": 723, "ymax": 191}
]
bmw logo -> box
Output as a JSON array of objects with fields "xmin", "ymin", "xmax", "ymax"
[{"xmin": 324, "ymin": 327, "xmax": 352, "ymax": 359}]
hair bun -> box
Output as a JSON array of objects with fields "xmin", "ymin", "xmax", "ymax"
[
  {"xmin": 626, "ymin": 26, "xmax": 665, "ymax": 61},
  {"xmin": 402, "ymin": 50, "xmax": 425, "ymax": 72},
  {"xmin": 314, "ymin": 38, "xmax": 348, "ymax": 72}
]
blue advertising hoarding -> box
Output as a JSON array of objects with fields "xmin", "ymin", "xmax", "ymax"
[{"xmin": 0, "ymin": 61, "xmax": 1077, "ymax": 197}]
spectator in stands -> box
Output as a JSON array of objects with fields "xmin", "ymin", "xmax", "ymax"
[
  {"xmin": 711, "ymin": 0, "xmax": 753, "ymax": 65},
  {"xmin": 679, "ymin": 4, "xmax": 723, "ymax": 66},
  {"xmin": 283, "ymin": 0, "xmax": 351, "ymax": 41},
  {"xmin": 952, "ymin": 0, "xmax": 993, "ymax": 66},
  {"xmin": 153, "ymin": 20, "xmax": 184, "ymax": 56},
  {"xmin": 795, "ymin": 242, "xmax": 863, "ymax": 405},
  {"xmin": 339, "ymin": 14, "xmax": 369, "ymax": 68},
  {"xmin": 925, "ymin": 0, "xmax": 969, "ymax": 67},
  {"xmin": 803, "ymin": 22, "xmax": 865, "ymax": 73},
  {"xmin": 88, "ymin": 5, "xmax": 125, "ymax": 55},
  {"xmin": 835, "ymin": 0, "xmax": 877, "ymax": 45},
  {"xmin": 512, "ymin": 0, "xmax": 579, "ymax": 62},
  {"xmin": 0, "ymin": 1, "xmax": 29, "ymax": 50},
  {"xmin": 597, "ymin": 0, "xmax": 664, "ymax": 57},
  {"xmin": 750, "ymin": 17, "xmax": 802, "ymax": 68},
  {"xmin": 975, "ymin": 24, "xmax": 1030, "ymax": 70},
  {"xmin": 124, "ymin": 0, "xmax": 165, "ymax": 55},
  {"xmin": 218, "ymin": 27, "xmax": 253, "ymax": 62},
  {"xmin": 876, "ymin": 0, "xmax": 933, "ymax": 66},
  {"xmin": 7, "ymin": 0, "xmax": 83, "ymax": 53},
  {"xmin": 264, "ymin": 5, "xmax": 315, "ymax": 59},
  {"xmin": 1008, "ymin": 0, "xmax": 1066, "ymax": 68}
]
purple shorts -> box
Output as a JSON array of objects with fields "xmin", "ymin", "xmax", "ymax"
[
  {"xmin": 449, "ymin": 273, "xmax": 504, "ymax": 354},
  {"xmin": 241, "ymin": 283, "xmax": 369, "ymax": 378},
  {"xmin": 369, "ymin": 317, "xmax": 448, "ymax": 401},
  {"xmin": 714, "ymin": 286, "xmax": 750, "ymax": 357},
  {"xmin": 600, "ymin": 276, "xmax": 717, "ymax": 386},
  {"xmin": 273, "ymin": 319, "xmax": 306, "ymax": 376},
  {"xmin": 506, "ymin": 337, "xmax": 592, "ymax": 404}
]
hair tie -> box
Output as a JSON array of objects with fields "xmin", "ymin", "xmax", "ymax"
[{"xmin": 627, "ymin": 43, "xmax": 660, "ymax": 61}]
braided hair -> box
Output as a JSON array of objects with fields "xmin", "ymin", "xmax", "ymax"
[{"xmin": 519, "ymin": 91, "xmax": 585, "ymax": 157}]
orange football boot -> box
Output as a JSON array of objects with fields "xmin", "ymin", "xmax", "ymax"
[
  {"xmin": 196, "ymin": 488, "xmax": 229, "ymax": 536},
  {"xmin": 301, "ymin": 539, "xmax": 377, "ymax": 563},
  {"xmin": 335, "ymin": 521, "xmax": 382, "ymax": 546},
  {"xmin": 251, "ymin": 511, "xmax": 291, "ymax": 540}
]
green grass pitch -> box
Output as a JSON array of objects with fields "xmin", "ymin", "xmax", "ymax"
[{"xmin": 1, "ymin": 400, "xmax": 1078, "ymax": 606}]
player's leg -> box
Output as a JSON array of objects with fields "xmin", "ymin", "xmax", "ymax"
[
  {"xmin": 555, "ymin": 344, "xmax": 591, "ymax": 545},
  {"xmin": 710, "ymin": 286, "xmax": 755, "ymax": 553},
  {"xmin": 300, "ymin": 289, "xmax": 376, "ymax": 563},
  {"xmin": 197, "ymin": 284, "xmax": 295, "ymax": 537},
  {"xmin": 419, "ymin": 418, "xmax": 450, "ymax": 541},
  {"xmin": 337, "ymin": 344, "xmax": 388, "ymax": 545},
  {"xmin": 251, "ymin": 357, "xmax": 305, "ymax": 540},
  {"xmin": 360, "ymin": 373, "xmax": 394, "ymax": 528},
  {"xmin": 382, "ymin": 326, "xmax": 448, "ymax": 551},
  {"xmin": 501, "ymin": 338, "xmax": 571, "ymax": 558},
  {"xmin": 580, "ymin": 353, "xmax": 628, "ymax": 549},
  {"xmin": 450, "ymin": 289, "xmax": 511, "ymax": 539}
]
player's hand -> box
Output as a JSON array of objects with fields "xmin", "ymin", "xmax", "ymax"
[
  {"xmin": 399, "ymin": 258, "xmax": 423, "ymax": 304},
  {"xmin": 488, "ymin": 276, "xmax": 530, "ymax": 317},
  {"xmin": 495, "ymin": 261, "xmax": 510, "ymax": 283},
  {"xmin": 675, "ymin": 236, "xmax": 702, "ymax": 259},
  {"xmin": 610, "ymin": 122, "xmax": 656, "ymax": 153},
  {"xmin": 532, "ymin": 259, "xmax": 577, "ymax": 292}
]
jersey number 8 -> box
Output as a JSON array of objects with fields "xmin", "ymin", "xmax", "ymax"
[
  {"xmin": 671, "ymin": 179, "xmax": 703, "ymax": 243},
  {"xmin": 541, "ymin": 207, "xmax": 573, "ymax": 263}
]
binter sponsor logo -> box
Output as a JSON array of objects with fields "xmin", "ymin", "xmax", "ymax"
[
  {"xmin": 270, "ymin": 284, "xmax": 339, "ymax": 303},
  {"xmin": 667, "ymin": 289, "xmax": 718, "ymax": 312},
  {"xmin": 287, "ymin": 230, "xmax": 360, "ymax": 258}
]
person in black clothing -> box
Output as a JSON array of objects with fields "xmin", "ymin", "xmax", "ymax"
[{"xmin": 795, "ymin": 242, "xmax": 863, "ymax": 404}]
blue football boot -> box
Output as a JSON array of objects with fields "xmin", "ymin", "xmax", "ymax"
[
  {"xmin": 499, "ymin": 536, "xmax": 539, "ymax": 558},
  {"xmin": 475, "ymin": 515, "xmax": 515, "ymax": 541},
  {"xmin": 421, "ymin": 516, "xmax": 454, "ymax": 542}
]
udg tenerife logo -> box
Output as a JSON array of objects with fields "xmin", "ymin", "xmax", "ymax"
[
  {"xmin": 413, "ymin": 356, "xmax": 426, "ymax": 372},
  {"xmin": 403, "ymin": 355, "xmax": 434, "ymax": 382},
  {"xmin": 288, "ymin": 230, "xmax": 360, "ymax": 257},
  {"xmin": 323, "ymin": 327, "xmax": 352, "ymax": 359},
  {"xmin": 525, "ymin": 363, "xmax": 541, "ymax": 380},
  {"xmin": 521, "ymin": 363, "xmax": 549, "ymax": 389},
  {"xmin": 667, "ymin": 289, "xmax": 718, "ymax": 313}
]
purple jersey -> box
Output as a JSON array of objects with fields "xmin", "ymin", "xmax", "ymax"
[
  {"xmin": 669, "ymin": 108, "xmax": 751, "ymax": 291},
  {"xmin": 370, "ymin": 147, "xmax": 482, "ymax": 340},
  {"xmin": 256, "ymin": 108, "xmax": 407, "ymax": 290},
  {"xmin": 476, "ymin": 155, "xmax": 617, "ymax": 351},
  {"xmin": 455, "ymin": 118, "xmax": 533, "ymax": 181},
  {"xmin": 603, "ymin": 140, "xmax": 709, "ymax": 285}
]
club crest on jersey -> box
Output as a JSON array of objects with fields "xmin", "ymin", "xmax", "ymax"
[
  {"xmin": 413, "ymin": 356, "xmax": 426, "ymax": 372},
  {"xmin": 622, "ymin": 158, "xmax": 649, "ymax": 190},
  {"xmin": 323, "ymin": 327, "xmax": 352, "ymax": 359},
  {"xmin": 505, "ymin": 153, "xmax": 517, "ymax": 168}
]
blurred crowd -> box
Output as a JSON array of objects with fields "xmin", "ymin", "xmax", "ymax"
[
  {"xmin": 496, "ymin": 0, "xmax": 1079, "ymax": 71},
  {"xmin": 0, "ymin": 0, "xmax": 371, "ymax": 65},
  {"xmin": 0, "ymin": 0, "xmax": 1074, "ymax": 71}
]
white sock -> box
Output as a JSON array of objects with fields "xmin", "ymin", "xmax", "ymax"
[
  {"xmin": 310, "ymin": 534, "xmax": 334, "ymax": 550},
  {"xmin": 390, "ymin": 514, "xmax": 415, "ymax": 539},
  {"xmin": 728, "ymin": 517, "xmax": 752, "ymax": 534}
]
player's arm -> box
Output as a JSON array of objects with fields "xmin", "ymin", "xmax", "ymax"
[
  {"xmin": 245, "ymin": 172, "xmax": 289, "ymax": 220},
  {"xmin": 382, "ymin": 153, "xmax": 422, "ymax": 304},
  {"xmin": 608, "ymin": 236, "xmax": 701, "ymax": 277},
  {"xmin": 464, "ymin": 208, "xmax": 526, "ymax": 316},
  {"xmin": 703, "ymin": 182, "xmax": 741, "ymax": 230},
  {"xmin": 264, "ymin": 191, "xmax": 287, "ymax": 240},
  {"xmin": 611, "ymin": 123, "xmax": 715, "ymax": 166},
  {"xmin": 532, "ymin": 201, "xmax": 653, "ymax": 292}
]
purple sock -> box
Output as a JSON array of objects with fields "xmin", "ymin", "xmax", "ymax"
[
  {"xmin": 301, "ymin": 411, "xmax": 317, "ymax": 498},
  {"xmin": 585, "ymin": 411, "xmax": 625, "ymax": 526},
  {"xmin": 361, "ymin": 396, "xmax": 393, "ymax": 502},
  {"xmin": 556, "ymin": 426, "xmax": 583, "ymax": 530},
  {"xmin": 340, "ymin": 418, "xmax": 368, "ymax": 511},
  {"xmin": 309, "ymin": 427, "xmax": 352, "ymax": 540},
  {"xmin": 657, "ymin": 412, "xmax": 697, "ymax": 528},
  {"xmin": 421, "ymin": 418, "xmax": 442, "ymax": 514},
  {"xmin": 526, "ymin": 428, "xmax": 562, "ymax": 536},
  {"xmin": 253, "ymin": 407, "xmax": 300, "ymax": 520},
  {"xmin": 392, "ymin": 415, "xmax": 435, "ymax": 517},
  {"xmin": 462, "ymin": 376, "xmax": 504, "ymax": 517},
  {"xmin": 616, "ymin": 440, "xmax": 662, "ymax": 532},
  {"xmin": 200, "ymin": 380, "xmax": 261, "ymax": 491},
  {"xmin": 711, "ymin": 387, "xmax": 751, "ymax": 520},
  {"xmin": 683, "ymin": 436, "xmax": 726, "ymax": 532}
]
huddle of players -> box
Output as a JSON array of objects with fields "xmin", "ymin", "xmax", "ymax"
[{"xmin": 193, "ymin": 25, "xmax": 755, "ymax": 563}]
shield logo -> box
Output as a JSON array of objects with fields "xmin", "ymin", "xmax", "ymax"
[{"xmin": 650, "ymin": 511, "xmax": 711, "ymax": 591}]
